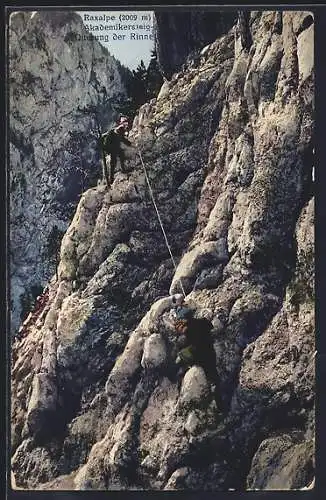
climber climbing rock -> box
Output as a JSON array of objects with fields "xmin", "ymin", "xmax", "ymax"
[
  {"xmin": 160, "ymin": 293, "xmax": 185, "ymax": 331},
  {"xmin": 99, "ymin": 116, "xmax": 134, "ymax": 187},
  {"xmin": 171, "ymin": 306, "xmax": 224, "ymax": 411}
]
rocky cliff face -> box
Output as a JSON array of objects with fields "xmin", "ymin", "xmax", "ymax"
[
  {"xmin": 154, "ymin": 11, "xmax": 237, "ymax": 79},
  {"xmin": 11, "ymin": 11, "xmax": 314, "ymax": 491},
  {"xmin": 9, "ymin": 11, "xmax": 126, "ymax": 332}
]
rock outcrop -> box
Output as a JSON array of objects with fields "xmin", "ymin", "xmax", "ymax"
[
  {"xmin": 154, "ymin": 11, "xmax": 237, "ymax": 78},
  {"xmin": 9, "ymin": 10, "xmax": 126, "ymax": 331},
  {"xmin": 11, "ymin": 11, "xmax": 314, "ymax": 491}
]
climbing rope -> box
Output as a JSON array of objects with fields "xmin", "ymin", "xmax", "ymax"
[
  {"xmin": 300, "ymin": 349, "xmax": 317, "ymax": 383},
  {"xmin": 137, "ymin": 149, "xmax": 186, "ymax": 298}
]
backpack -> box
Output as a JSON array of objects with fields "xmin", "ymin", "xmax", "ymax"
[
  {"xmin": 195, "ymin": 317, "xmax": 213, "ymax": 333},
  {"xmin": 100, "ymin": 130, "xmax": 115, "ymax": 154}
]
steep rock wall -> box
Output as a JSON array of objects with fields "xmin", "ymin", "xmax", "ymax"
[
  {"xmin": 154, "ymin": 11, "xmax": 237, "ymax": 78},
  {"xmin": 9, "ymin": 11, "xmax": 126, "ymax": 331},
  {"xmin": 11, "ymin": 11, "xmax": 314, "ymax": 491}
]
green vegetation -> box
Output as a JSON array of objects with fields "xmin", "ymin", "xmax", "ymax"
[{"xmin": 116, "ymin": 50, "xmax": 163, "ymax": 121}]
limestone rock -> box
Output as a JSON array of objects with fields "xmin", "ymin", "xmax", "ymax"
[
  {"xmin": 141, "ymin": 333, "xmax": 167, "ymax": 370},
  {"xmin": 170, "ymin": 240, "xmax": 228, "ymax": 294},
  {"xmin": 154, "ymin": 11, "xmax": 237, "ymax": 78},
  {"xmin": 179, "ymin": 366, "xmax": 210, "ymax": 409},
  {"xmin": 10, "ymin": 10, "xmax": 314, "ymax": 492},
  {"xmin": 138, "ymin": 296, "xmax": 177, "ymax": 332},
  {"xmin": 164, "ymin": 467, "xmax": 191, "ymax": 489},
  {"xmin": 12, "ymin": 438, "xmax": 60, "ymax": 489},
  {"xmin": 9, "ymin": 11, "xmax": 126, "ymax": 331},
  {"xmin": 247, "ymin": 434, "xmax": 314, "ymax": 490},
  {"xmin": 25, "ymin": 373, "xmax": 58, "ymax": 435}
]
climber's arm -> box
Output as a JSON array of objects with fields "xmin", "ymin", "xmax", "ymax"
[{"xmin": 120, "ymin": 135, "xmax": 133, "ymax": 147}]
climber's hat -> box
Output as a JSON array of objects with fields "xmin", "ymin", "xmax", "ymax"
[
  {"xmin": 175, "ymin": 307, "xmax": 193, "ymax": 321},
  {"xmin": 118, "ymin": 116, "xmax": 130, "ymax": 129},
  {"xmin": 174, "ymin": 307, "xmax": 193, "ymax": 334}
]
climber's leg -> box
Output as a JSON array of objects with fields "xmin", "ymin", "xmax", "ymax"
[
  {"xmin": 119, "ymin": 150, "xmax": 127, "ymax": 174},
  {"xmin": 102, "ymin": 153, "xmax": 111, "ymax": 188},
  {"xmin": 109, "ymin": 154, "xmax": 117, "ymax": 185}
]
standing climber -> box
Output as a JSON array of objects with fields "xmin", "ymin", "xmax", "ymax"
[{"xmin": 100, "ymin": 116, "xmax": 134, "ymax": 187}]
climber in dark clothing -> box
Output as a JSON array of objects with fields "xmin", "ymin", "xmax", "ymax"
[
  {"xmin": 174, "ymin": 308, "xmax": 218, "ymax": 383},
  {"xmin": 171, "ymin": 307, "xmax": 223, "ymax": 410},
  {"xmin": 100, "ymin": 116, "xmax": 133, "ymax": 186}
]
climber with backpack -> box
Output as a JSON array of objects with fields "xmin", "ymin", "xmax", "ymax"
[
  {"xmin": 100, "ymin": 116, "xmax": 134, "ymax": 187},
  {"xmin": 172, "ymin": 306, "xmax": 224, "ymax": 411}
]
